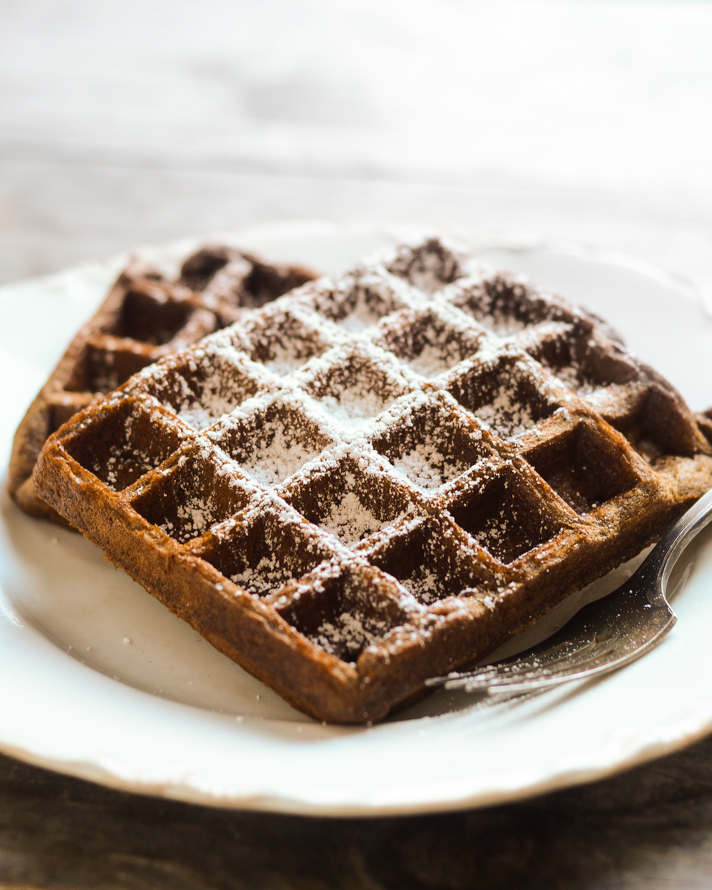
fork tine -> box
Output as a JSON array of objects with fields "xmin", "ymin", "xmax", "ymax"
[
  {"xmin": 439, "ymin": 633, "xmax": 621, "ymax": 692},
  {"xmin": 431, "ymin": 636, "xmax": 616, "ymax": 693},
  {"xmin": 455, "ymin": 635, "xmax": 630, "ymax": 694},
  {"xmin": 426, "ymin": 573, "xmax": 675, "ymax": 694},
  {"xmin": 426, "ymin": 636, "xmax": 599, "ymax": 690},
  {"xmin": 426, "ymin": 489, "xmax": 712, "ymax": 698},
  {"xmin": 471, "ymin": 635, "xmax": 602, "ymax": 678}
]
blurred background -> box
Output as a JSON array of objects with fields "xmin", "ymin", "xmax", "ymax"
[{"xmin": 2, "ymin": 0, "xmax": 712, "ymax": 294}]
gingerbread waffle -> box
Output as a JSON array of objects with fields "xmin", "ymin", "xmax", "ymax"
[
  {"xmin": 9, "ymin": 245, "xmax": 315, "ymax": 524},
  {"xmin": 33, "ymin": 237, "xmax": 712, "ymax": 723}
]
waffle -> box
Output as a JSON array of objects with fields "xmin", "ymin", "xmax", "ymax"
[
  {"xmin": 8, "ymin": 245, "xmax": 315, "ymax": 525},
  {"xmin": 33, "ymin": 237, "xmax": 712, "ymax": 723}
]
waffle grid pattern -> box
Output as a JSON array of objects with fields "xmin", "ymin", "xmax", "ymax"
[
  {"xmin": 9, "ymin": 245, "xmax": 315, "ymax": 522},
  {"xmin": 34, "ymin": 238, "xmax": 712, "ymax": 722}
]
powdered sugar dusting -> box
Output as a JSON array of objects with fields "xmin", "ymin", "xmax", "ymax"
[
  {"xmin": 313, "ymin": 612, "xmax": 386, "ymax": 661},
  {"xmin": 161, "ymin": 495, "xmax": 216, "ymax": 541},
  {"xmin": 406, "ymin": 342, "xmax": 465, "ymax": 378},
  {"xmin": 318, "ymin": 388, "xmax": 390, "ymax": 426},
  {"xmin": 479, "ymin": 314, "xmax": 527, "ymax": 336},
  {"xmin": 178, "ymin": 401, "xmax": 231, "ymax": 431},
  {"xmin": 231, "ymin": 555, "xmax": 297, "ymax": 597},
  {"xmin": 238, "ymin": 427, "xmax": 322, "ymax": 486},
  {"xmin": 476, "ymin": 514, "xmax": 517, "ymax": 557},
  {"xmin": 475, "ymin": 388, "xmax": 537, "ymax": 439},
  {"xmin": 319, "ymin": 492, "xmax": 397, "ymax": 545},
  {"xmin": 549, "ymin": 363, "xmax": 598, "ymax": 396},
  {"xmin": 386, "ymin": 237, "xmax": 466, "ymax": 294},
  {"xmin": 399, "ymin": 567, "xmax": 441, "ymax": 604},
  {"xmin": 104, "ymin": 446, "xmax": 155, "ymax": 488},
  {"xmin": 335, "ymin": 286, "xmax": 393, "ymax": 332},
  {"xmin": 391, "ymin": 443, "xmax": 470, "ymax": 489},
  {"xmin": 264, "ymin": 343, "xmax": 315, "ymax": 376}
]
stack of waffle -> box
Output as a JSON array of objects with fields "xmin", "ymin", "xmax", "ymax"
[{"xmin": 30, "ymin": 237, "xmax": 712, "ymax": 722}]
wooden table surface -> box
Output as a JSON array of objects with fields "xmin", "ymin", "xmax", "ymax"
[{"xmin": 2, "ymin": 1, "xmax": 712, "ymax": 886}]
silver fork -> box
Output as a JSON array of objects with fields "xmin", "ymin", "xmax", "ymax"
[{"xmin": 426, "ymin": 488, "xmax": 712, "ymax": 697}]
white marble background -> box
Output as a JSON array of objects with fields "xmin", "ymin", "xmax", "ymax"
[{"xmin": 1, "ymin": 0, "xmax": 711, "ymax": 297}]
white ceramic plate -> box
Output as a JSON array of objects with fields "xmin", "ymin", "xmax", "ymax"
[{"xmin": 2, "ymin": 221, "xmax": 712, "ymax": 816}]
